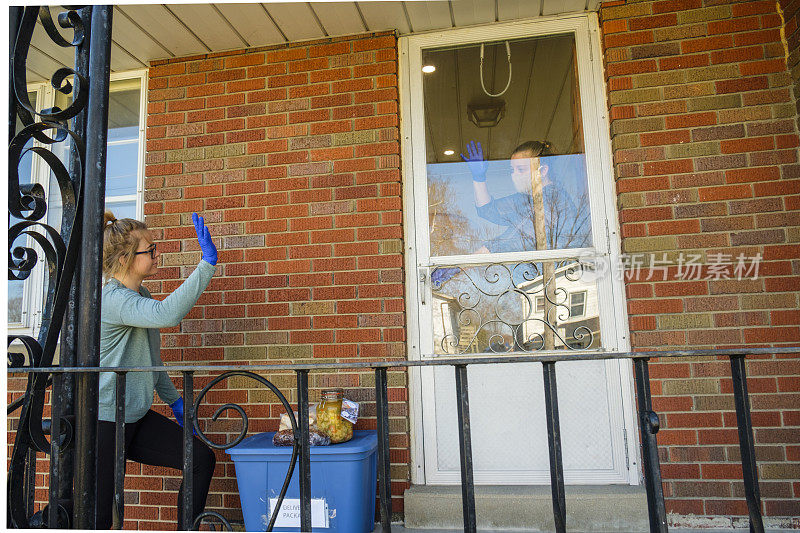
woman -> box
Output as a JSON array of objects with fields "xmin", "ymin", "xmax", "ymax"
[{"xmin": 96, "ymin": 211, "xmax": 218, "ymax": 529}]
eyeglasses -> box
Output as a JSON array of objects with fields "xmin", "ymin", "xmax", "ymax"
[{"xmin": 134, "ymin": 244, "xmax": 157, "ymax": 259}]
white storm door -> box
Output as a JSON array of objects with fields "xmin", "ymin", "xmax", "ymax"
[{"xmin": 400, "ymin": 15, "xmax": 638, "ymax": 485}]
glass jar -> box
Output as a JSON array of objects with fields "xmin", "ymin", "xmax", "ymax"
[{"xmin": 316, "ymin": 388, "xmax": 353, "ymax": 443}]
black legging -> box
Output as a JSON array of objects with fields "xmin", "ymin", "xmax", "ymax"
[{"xmin": 96, "ymin": 409, "xmax": 216, "ymax": 529}]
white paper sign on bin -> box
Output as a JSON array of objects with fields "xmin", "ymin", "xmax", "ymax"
[{"xmin": 268, "ymin": 498, "xmax": 330, "ymax": 528}]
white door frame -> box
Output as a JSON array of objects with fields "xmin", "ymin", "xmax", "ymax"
[{"xmin": 400, "ymin": 13, "xmax": 639, "ymax": 485}]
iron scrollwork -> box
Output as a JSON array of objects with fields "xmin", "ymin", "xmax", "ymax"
[
  {"xmin": 8, "ymin": 5, "xmax": 88, "ymax": 529},
  {"xmin": 431, "ymin": 259, "xmax": 597, "ymax": 354},
  {"xmin": 192, "ymin": 371, "xmax": 302, "ymax": 532}
]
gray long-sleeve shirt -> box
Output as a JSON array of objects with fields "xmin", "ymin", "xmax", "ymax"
[{"xmin": 98, "ymin": 260, "xmax": 216, "ymax": 422}]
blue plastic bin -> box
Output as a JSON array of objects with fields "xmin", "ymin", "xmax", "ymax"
[{"xmin": 226, "ymin": 430, "xmax": 378, "ymax": 532}]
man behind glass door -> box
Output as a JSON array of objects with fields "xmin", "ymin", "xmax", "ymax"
[{"xmin": 462, "ymin": 139, "xmax": 554, "ymax": 254}]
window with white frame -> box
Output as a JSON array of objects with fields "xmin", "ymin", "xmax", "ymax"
[
  {"xmin": 8, "ymin": 73, "xmax": 146, "ymax": 334},
  {"xmin": 569, "ymin": 290, "xmax": 586, "ymax": 317}
]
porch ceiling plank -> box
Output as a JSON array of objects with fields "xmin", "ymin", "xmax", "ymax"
[
  {"xmin": 215, "ymin": 3, "xmax": 286, "ymax": 47},
  {"xmin": 21, "ymin": 46, "xmax": 62, "ymax": 85},
  {"xmin": 403, "ymin": 1, "xmax": 453, "ymax": 33},
  {"xmin": 542, "ymin": 0, "xmax": 587, "ymax": 16},
  {"xmin": 357, "ymin": 2, "xmax": 412, "ymax": 34},
  {"xmin": 121, "ymin": 4, "xmax": 210, "ymax": 58},
  {"xmin": 31, "ymin": 20, "xmax": 74, "ymax": 68},
  {"xmin": 264, "ymin": 3, "xmax": 327, "ymax": 43},
  {"xmin": 309, "ymin": 2, "xmax": 367, "ymax": 37},
  {"xmin": 497, "ymin": 0, "xmax": 543, "ymax": 22},
  {"xmin": 449, "ymin": 0, "xmax": 496, "ymax": 28},
  {"xmin": 110, "ymin": 41, "xmax": 149, "ymax": 71},
  {"xmin": 167, "ymin": 3, "xmax": 246, "ymax": 52},
  {"xmin": 113, "ymin": 6, "xmax": 175, "ymax": 63}
]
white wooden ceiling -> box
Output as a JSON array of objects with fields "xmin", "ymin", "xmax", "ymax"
[{"xmin": 25, "ymin": 1, "xmax": 600, "ymax": 82}]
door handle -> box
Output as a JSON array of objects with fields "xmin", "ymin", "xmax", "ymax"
[{"xmin": 419, "ymin": 270, "xmax": 427, "ymax": 305}]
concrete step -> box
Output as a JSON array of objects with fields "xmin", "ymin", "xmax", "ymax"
[{"xmin": 403, "ymin": 484, "xmax": 649, "ymax": 532}]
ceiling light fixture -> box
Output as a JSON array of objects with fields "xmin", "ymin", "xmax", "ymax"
[
  {"xmin": 422, "ymin": 65, "xmax": 436, "ymax": 73},
  {"xmin": 443, "ymin": 150, "xmax": 455, "ymax": 156},
  {"xmin": 467, "ymin": 102, "xmax": 506, "ymax": 128}
]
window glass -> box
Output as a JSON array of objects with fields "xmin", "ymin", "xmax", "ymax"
[
  {"xmin": 423, "ymin": 34, "xmax": 592, "ymax": 257},
  {"xmin": 9, "ymin": 78, "xmax": 143, "ymax": 330},
  {"xmin": 107, "ymin": 86, "xmax": 141, "ymax": 197},
  {"xmin": 569, "ymin": 291, "xmax": 586, "ymax": 317},
  {"xmin": 9, "ymin": 91, "xmax": 38, "ymax": 325},
  {"xmin": 106, "ymin": 200, "xmax": 137, "ymax": 220}
]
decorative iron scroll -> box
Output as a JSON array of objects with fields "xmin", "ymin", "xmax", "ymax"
[
  {"xmin": 192, "ymin": 371, "xmax": 301, "ymax": 532},
  {"xmin": 8, "ymin": 6, "xmax": 88, "ymax": 529},
  {"xmin": 430, "ymin": 259, "xmax": 598, "ymax": 354}
]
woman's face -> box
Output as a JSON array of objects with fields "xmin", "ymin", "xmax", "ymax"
[
  {"xmin": 510, "ymin": 152, "xmax": 549, "ymax": 193},
  {"xmin": 128, "ymin": 230, "xmax": 160, "ymax": 279}
]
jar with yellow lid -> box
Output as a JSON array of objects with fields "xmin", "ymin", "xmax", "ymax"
[{"xmin": 315, "ymin": 388, "xmax": 353, "ymax": 443}]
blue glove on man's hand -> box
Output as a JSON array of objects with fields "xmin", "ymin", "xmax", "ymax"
[
  {"xmin": 169, "ymin": 397, "xmax": 199, "ymax": 436},
  {"xmin": 192, "ymin": 212, "xmax": 217, "ymax": 265},
  {"xmin": 460, "ymin": 140, "xmax": 488, "ymax": 182}
]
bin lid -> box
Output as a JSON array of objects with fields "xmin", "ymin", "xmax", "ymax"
[{"xmin": 226, "ymin": 430, "xmax": 377, "ymax": 457}]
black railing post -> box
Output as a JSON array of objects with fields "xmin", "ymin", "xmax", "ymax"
[
  {"xmin": 729, "ymin": 355, "xmax": 764, "ymax": 533},
  {"xmin": 181, "ymin": 371, "xmax": 195, "ymax": 531},
  {"xmin": 296, "ymin": 370, "xmax": 312, "ymax": 532},
  {"xmin": 375, "ymin": 367, "xmax": 392, "ymax": 532},
  {"xmin": 47, "ymin": 372, "xmax": 67, "ymax": 528},
  {"xmin": 633, "ymin": 358, "xmax": 668, "ymax": 533},
  {"xmin": 58, "ymin": 5, "xmax": 92, "ymax": 522},
  {"xmin": 73, "ymin": 5, "xmax": 113, "ymax": 529},
  {"xmin": 454, "ymin": 364, "xmax": 477, "ymax": 533},
  {"xmin": 112, "ymin": 372, "xmax": 126, "ymax": 529},
  {"xmin": 542, "ymin": 361, "xmax": 566, "ymax": 533}
]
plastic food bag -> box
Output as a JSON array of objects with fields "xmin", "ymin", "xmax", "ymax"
[
  {"xmin": 272, "ymin": 427, "xmax": 331, "ymax": 446},
  {"xmin": 273, "ymin": 405, "xmax": 330, "ymax": 446},
  {"xmin": 278, "ymin": 405, "xmax": 317, "ymax": 432}
]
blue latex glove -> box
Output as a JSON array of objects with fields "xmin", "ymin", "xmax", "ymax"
[
  {"xmin": 431, "ymin": 267, "xmax": 460, "ymax": 289},
  {"xmin": 460, "ymin": 140, "xmax": 488, "ymax": 182},
  {"xmin": 192, "ymin": 212, "xmax": 217, "ymax": 265},
  {"xmin": 169, "ymin": 397, "xmax": 199, "ymax": 436}
]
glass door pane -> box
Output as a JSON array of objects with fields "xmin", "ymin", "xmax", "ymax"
[
  {"xmin": 424, "ymin": 34, "xmax": 592, "ymax": 258},
  {"xmin": 423, "ymin": 33, "xmax": 600, "ymax": 353}
]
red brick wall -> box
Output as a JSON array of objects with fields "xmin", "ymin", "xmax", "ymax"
[
  {"xmin": 133, "ymin": 31, "xmax": 407, "ymax": 529},
  {"xmin": 600, "ymin": 0, "xmax": 800, "ymax": 526}
]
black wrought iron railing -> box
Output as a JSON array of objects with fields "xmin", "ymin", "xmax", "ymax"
[{"xmin": 8, "ymin": 346, "xmax": 800, "ymax": 532}]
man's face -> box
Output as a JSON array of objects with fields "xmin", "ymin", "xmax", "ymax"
[
  {"xmin": 511, "ymin": 153, "xmax": 549, "ymax": 193},
  {"xmin": 510, "ymin": 153, "xmax": 546, "ymax": 193}
]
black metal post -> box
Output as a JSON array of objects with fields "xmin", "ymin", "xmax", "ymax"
[
  {"xmin": 57, "ymin": 6, "xmax": 92, "ymax": 524},
  {"xmin": 542, "ymin": 362, "xmax": 566, "ymax": 533},
  {"xmin": 730, "ymin": 355, "xmax": 764, "ymax": 533},
  {"xmin": 633, "ymin": 358, "xmax": 668, "ymax": 533},
  {"xmin": 181, "ymin": 372, "xmax": 195, "ymax": 531},
  {"xmin": 24, "ymin": 449, "xmax": 36, "ymax": 521},
  {"xmin": 296, "ymin": 370, "xmax": 311, "ymax": 532},
  {"xmin": 454, "ymin": 365, "xmax": 476, "ymax": 533},
  {"xmin": 48, "ymin": 373, "xmax": 63, "ymax": 528},
  {"xmin": 73, "ymin": 5, "xmax": 112, "ymax": 529},
  {"xmin": 375, "ymin": 368, "xmax": 392, "ymax": 532},
  {"xmin": 112, "ymin": 372, "xmax": 126, "ymax": 529}
]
